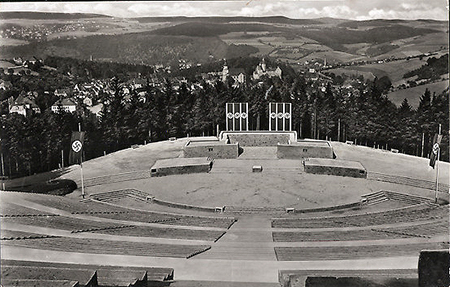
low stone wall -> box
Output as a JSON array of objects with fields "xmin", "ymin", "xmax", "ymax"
[
  {"xmin": 219, "ymin": 131, "xmax": 297, "ymax": 146},
  {"xmin": 304, "ymin": 159, "xmax": 367, "ymax": 178},
  {"xmin": 151, "ymin": 197, "xmax": 220, "ymax": 212},
  {"xmin": 277, "ymin": 141, "xmax": 334, "ymax": 159},
  {"xmin": 151, "ymin": 163, "xmax": 211, "ymax": 177},
  {"xmin": 183, "ymin": 141, "xmax": 239, "ymax": 159},
  {"xmin": 150, "ymin": 158, "xmax": 212, "ymax": 177}
]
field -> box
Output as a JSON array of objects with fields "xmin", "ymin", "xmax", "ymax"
[
  {"xmin": 386, "ymin": 80, "xmax": 449, "ymax": 107},
  {"xmin": 0, "ymin": 38, "xmax": 29, "ymax": 46},
  {"xmin": 0, "ymin": 16, "xmax": 447, "ymax": 66},
  {"xmin": 325, "ymin": 57, "xmax": 427, "ymax": 84}
]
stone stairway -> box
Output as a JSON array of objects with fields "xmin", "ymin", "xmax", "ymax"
[
  {"xmin": 361, "ymin": 191, "xmax": 434, "ymax": 206},
  {"xmin": 193, "ymin": 215, "xmax": 276, "ymax": 261}
]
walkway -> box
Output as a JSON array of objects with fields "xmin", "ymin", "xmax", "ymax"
[
  {"xmin": 1, "ymin": 246, "xmax": 419, "ymax": 283},
  {"xmin": 195, "ymin": 215, "xmax": 276, "ymax": 260}
]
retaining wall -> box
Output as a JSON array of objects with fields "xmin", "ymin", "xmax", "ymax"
[
  {"xmin": 304, "ymin": 159, "xmax": 367, "ymax": 178},
  {"xmin": 277, "ymin": 141, "xmax": 334, "ymax": 159},
  {"xmin": 183, "ymin": 141, "xmax": 239, "ymax": 159},
  {"xmin": 219, "ymin": 131, "xmax": 297, "ymax": 146},
  {"xmin": 150, "ymin": 158, "xmax": 212, "ymax": 177}
]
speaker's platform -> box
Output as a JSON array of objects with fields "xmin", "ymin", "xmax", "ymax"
[
  {"xmin": 150, "ymin": 157, "xmax": 213, "ymax": 177},
  {"xmin": 304, "ymin": 158, "xmax": 367, "ymax": 178}
]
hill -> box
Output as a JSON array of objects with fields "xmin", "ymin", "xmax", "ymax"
[
  {"xmin": 387, "ymin": 81, "xmax": 449, "ymax": 107},
  {"xmin": 0, "ymin": 12, "xmax": 108, "ymax": 20},
  {"xmin": 0, "ymin": 14, "xmax": 446, "ymax": 65},
  {"xmin": 0, "ymin": 32, "xmax": 257, "ymax": 65},
  {"xmin": 404, "ymin": 54, "xmax": 449, "ymax": 80},
  {"xmin": 132, "ymin": 16, "xmax": 322, "ymax": 25}
]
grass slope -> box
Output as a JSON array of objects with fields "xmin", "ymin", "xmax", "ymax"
[{"xmin": 386, "ymin": 81, "xmax": 449, "ymax": 107}]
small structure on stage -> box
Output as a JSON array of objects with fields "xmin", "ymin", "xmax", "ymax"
[
  {"xmin": 277, "ymin": 140, "xmax": 334, "ymax": 159},
  {"xmin": 304, "ymin": 158, "xmax": 367, "ymax": 178},
  {"xmin": 219, "ymin": 130, "xmax": 297, "ymax": 146},
  {"xmin": 150, "ymin": 157, "xmax": 213, "ymax": 177},
  {"xmin": 183, "ymin": 139, "xmax": 239, "ymax": 159}
]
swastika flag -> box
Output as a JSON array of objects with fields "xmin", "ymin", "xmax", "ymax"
[
  {"xmin": 69, "ymin": 131, "xmax": 85, "ymax": 165},
  {"xmin": 429, "ymin": 134, "xmax": 442, "ymax": 169}
]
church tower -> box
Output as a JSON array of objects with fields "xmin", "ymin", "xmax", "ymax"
[{"xmin": 222, "ymin": 59, "xmax": 229, "ymax": 82}]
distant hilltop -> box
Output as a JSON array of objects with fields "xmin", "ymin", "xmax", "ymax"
[{"xmin": 0, "ymin": 11, "xmax": 110, "ymax": 20}]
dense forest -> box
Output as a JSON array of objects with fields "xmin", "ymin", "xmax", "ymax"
[{"xmin": 0, "ymin": 56, "xmax": 448, "ymax": 178}]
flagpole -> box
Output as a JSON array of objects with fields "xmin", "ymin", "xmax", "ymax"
[
  {"xmin": 79, "ymin": 123, "xmax": 85, "ymax": 199},
  {"xmin": 434, "ymin": 146, "xmax": 439, "ymax": 204},
  {"xmin": 434, "ymin": 124, "xmax": 441, "ymax": 204}
]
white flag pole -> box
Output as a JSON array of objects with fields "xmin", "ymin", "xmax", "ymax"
[
  {"xmin": 434, "ymin": 124, "xmax": 442, "ymax": 203},
  {"xmin": 434, "ymin": 146, "xmax": 439, "ymax": 204}
]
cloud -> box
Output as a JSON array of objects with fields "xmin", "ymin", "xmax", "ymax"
[
  {"xmin": 292, "ymin": 5, "xmax": 358, "ymax": 19},
  {"xmin": 367, "ymin": 6, "xmax": 448, "ymax": 20},
  {"xmin": 0, "ymin": 1, "xmax": 448, "ymax": 20}
]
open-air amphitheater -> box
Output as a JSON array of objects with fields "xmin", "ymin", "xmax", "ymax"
[{"xmin": 1, "ymin": 129, "xmax": 450, "ymax": 287}]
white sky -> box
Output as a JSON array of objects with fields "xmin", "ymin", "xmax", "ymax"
[{"xmin": 0, "ymin": 0, "xmax": 448, "ymax": 20}]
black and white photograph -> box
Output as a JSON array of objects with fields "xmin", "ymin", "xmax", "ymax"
[{"xmin": 0, "ymin": 0, "xmax": 449, "ymax": 286}]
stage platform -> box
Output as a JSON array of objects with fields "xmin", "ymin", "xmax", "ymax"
[
  {"xmin": 219, "ymin": 131, "xmax": 297, "ymax": 146},
  {"xmin": 277, "ymin": 140, "xmax": 334, "ymax": 159},
  {"xmin": 183, "ymin": 139, "xmax": 239, "ymax": 159},
  {"xmin": 150, "ymin": 157, "xmax": 213, "ymax": 177},
  {"xmin": 304, "ymin": 158, "xmax": 367, "ymax": 178}
]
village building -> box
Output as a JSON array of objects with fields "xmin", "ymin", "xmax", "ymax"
[
  {"xmin": 8, "ymin": 93, "xmax": 41, "ymax": 117},
  {"xmin": 252, "ymin": 58, "xmax": 282, "ymax": 80},
  {"xmin": 54, "ymin": 88, "xmax": 71, "ymax": 98},
  {"xmin": 51, "ymin": 98, "xmax": 77, "ymax": 113},
  {"xmin": 220, "ymin": 60, "xmax": 246, "ymax": 87},
  {"xmin": 0, "ymin": 79, "xmax": 12, "ymax": 90}
]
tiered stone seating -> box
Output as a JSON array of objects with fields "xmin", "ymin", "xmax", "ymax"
[
  {"xmin": 0, "ymin": 279, "xmax": 80, "ymax": 287},
  {"xmin": 2, "ymin": 214, "xmax": 129, "ymax": 232},
  {"xmin": 165, "ymin": 216, "xmax": 237, "ymax": 229},
  {"xmin": 279, "ymin": 269, "xmax": 417, "ymax": 287},
  {"xmin": 272, "ymin": 205, "xmax": 448, "ymax": 228},
  {"xmin": 360, "ymin": 191, "xmax": 388, "ymax": 205},
  {"xmin": 368, "ymin": 172, "xmax": 449, "ymax": 193},
  {"xmin": 0, "ymin": 203, "xmax": 58, "ymax": 217},
  {"xmin": 92, "ymin": 225, "xmax": 226, "ymax": 241},
  {"xmin": 275, "ymin": 242, "xmax": 449, "ymax": 261},
  {"xmin": 90, "ymin": 189, "xmax": 143, "ymax": 203},
  {"xmin": 1, "ymin": 264, "xmax": 96, "ymax": 286},
  {"xmin": 2, "ymin": 236, "xmax": 210, "ymax": 258},
  {"xmin": 375, "ymin": 220, "xmax": 449, "ymax": 238},
  {"xmin": 1, "ymin": 260, "xmax": 175, "ymax": 287},
  {"xmin": 1, "ymin": 230, "xmax": 60, "ymax": 240},
  {"xmin": 383, "ymin": 191, "xmax": 433, "ymax": 205},
  {"xmin": 272, "ymin": 229, "xmax": 412, "ymax": 242},
  {"xmin": 273, "ymin": 219, "xmax": 449, "ymax": 242},
  {"xmin": 28, "ymin": 194, "xmax": 133, "ymax": 214}
]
